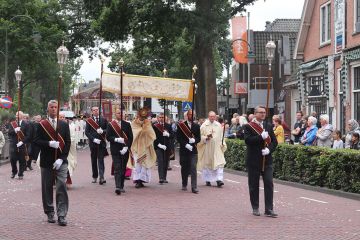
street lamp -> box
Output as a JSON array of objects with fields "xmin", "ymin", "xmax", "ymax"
[
  {"xmin": 15, "ymin": 66, "xmax": 22, "ymax": 124},
  {"xmin": 265, "ymin": 40, "xmax": 276, "ymax": 116}
]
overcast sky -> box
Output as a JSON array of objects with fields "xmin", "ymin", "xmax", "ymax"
[{"xmin": 78, "ymin": 0, "xmax": 305, "ymax": 82}]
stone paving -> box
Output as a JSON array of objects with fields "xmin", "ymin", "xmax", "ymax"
[{"xmin": 0, "ymin": 148, "xmax": 359, "ymax": 240}]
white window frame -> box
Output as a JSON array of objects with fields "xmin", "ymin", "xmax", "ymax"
[
  {"xmin": 320, "ymin": 1, "xmax": 331, "ymax": 46},
  {"xmin": 337, "ymin": 69, "xmax": 343, "ymax": 131},
  {"xmin": 351, "ymin": 62, "xmax": 360, "ymax": 120},
  {"xmin": 355, "ymin": 0, "xmax": 360, "ymax": 32}
]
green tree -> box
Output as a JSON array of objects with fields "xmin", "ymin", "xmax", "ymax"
[{"xmin": 83, "ymin": 0, "xmax": 258, "ymax": 117}]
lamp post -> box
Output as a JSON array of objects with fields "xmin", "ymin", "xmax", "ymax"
[
  {"xmin": 15, "ymin": 66, "xmax": 22, "ymax": 125},
  {"xmin": 265, "ymin": 40, "xmax": 276, "ymax": 117},
  {"xmin": 55, "ymin": 41, "xmax": 69, "ymax": 129},
  {"xmin": 4, "ymin": 15, "xmax": 40, "ymax": 95}
]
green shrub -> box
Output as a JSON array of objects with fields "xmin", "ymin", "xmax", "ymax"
[{"xmin": 225, "ymin": 139, "xmax": 360, "ymax": 194}]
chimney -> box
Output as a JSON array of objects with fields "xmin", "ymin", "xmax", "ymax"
[{"xmin": 265, "ymin": 21, "xmax": 271, "ymax": 31}]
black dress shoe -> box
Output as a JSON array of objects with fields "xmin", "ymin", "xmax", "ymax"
[
  {"xmin": 135, "ymin": 182, "xmax": 142, "ymax": 188},
  {"xmin": 92, "ymin": 178, "xmax": 97, "ymax": 183},
  {"xmin": 125, "ymin": 177, "xmax": 130, "ymax": 180},
  {"xmin": 206, "ymin": 181, "xmax": 211, "ymax": 186},
  {"xmin": 264, "ymin": 210, "xmax": 278, "ymax": 218},
  {"xmin": 47, "ymin": 213, "xmax": 56, "ymax": 223},
  {"xmin": 115, "ymin": 189, "xmax": 121, "ymax": 195},
  {"xmin": 28, "ymin": 166, "xmax": 33, "ymax": 171},
  {"xmin": 10, "ymin": 173, "xmax": 15, "ymax": 179},
  {"xmin": 18, "ymin": 176, "xmax": 23, "ymax": 180},
  {"xmin": 191, "ymin": 188, "xmax": 199, "ymax": 194},
  {"xmin": 252, "ymin": 209, "xmax": 260, "ymax": 216},
  {"xmin": 163, "ymin": 180, "xmax": 168, "ymax": 183},
  {"xmin": 181, "ymin": 186, "xmax": 187, "ymax": 191},
  {"xmin": 216, "ymin": 181, "xmax": 224, "ymax": 188},
  {"xmin": 159, "ymin": 180, "xmax": 164, "ymax": 185},
  {"xmin": 99, "ymin": 178, "xmax": 106, "ymax": 185},
  {"xmin": 120, "ymin": 188, "xmax": 125, "ymax": 193},
  {"xmin": 58, "ymin": 216, "xmax": 67, "ymax": 226},
  {"xmin": 167, "ymin": 167, "xmax": 172, "ymax": 171}
]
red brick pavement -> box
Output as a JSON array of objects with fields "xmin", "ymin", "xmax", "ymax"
[{"xmin": 0, "ymin": 148, "xmax": 359, "ymax": 240}]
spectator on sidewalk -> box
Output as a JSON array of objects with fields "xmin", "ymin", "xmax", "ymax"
[
  {"xmin": 350, "ymin": 132, "xmax": 360, "ymax": 150},
  {"xmin": 345, "ymin": 119, "xmax": 360, "ymax": 148},
  {"xmin": 291, "ymin": 111, "xmax": 304, "ymax": 144},
  {"xmin": 316, "ymin": 114, "xmax": 333, "ymax": 148},
  {"xmin": 272, "ymin": 115, "xmax": 284, "ymax": 144},
  {"xmin": 228, "ymin": 117, "xmax": 241, "ymax": 139},
  {"xmin": 332, "ymin": 130, "xmax": 344, "ymax": 149},
  {"xmin": 301, "ymin": 116, "xmax": 318, "ymax": 146}
]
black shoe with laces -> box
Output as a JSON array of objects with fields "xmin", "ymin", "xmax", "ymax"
[
  {"xmin": 216, "ymin": 181, "xmax": 224, "ymax": 188},
  {"xmin": 264, "ymin": 210, "xmax": 278, "ymax": 218},
  {"xmin": 10, "ymin": 173, "xmax": 15, "ymax": 179},
  {"xmin": 191, "ymin": 188, "xmax": 199, "ymax": 194},
  {"xmin": 115, "ymin": 189, "xmax": 121, "ymax": 195}
]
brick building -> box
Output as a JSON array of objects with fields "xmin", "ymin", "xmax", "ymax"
[{"xmin": 294, "ymin": 0, "xmax": 360, "ymax": 133}]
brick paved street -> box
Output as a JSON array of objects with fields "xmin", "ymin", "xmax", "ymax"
[{"xmin": 0, "ymin": 148, "xmax": 359, "ymax": 240}]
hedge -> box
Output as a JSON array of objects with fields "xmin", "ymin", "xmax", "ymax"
[{"xmin": 225, "ymin": 139, "xmax": 360, "ymax": 194}]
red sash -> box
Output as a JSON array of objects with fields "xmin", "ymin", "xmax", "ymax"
[
  {"xmin": 177, "ymin": 121, "xmax": 194, "ymax": 139},
  {"xmin": 109, "ymin": 120, "xmax": 134, "ymax": 165},
  {"xmin": 40, "ymin": 119, "xmax": 65, "ymax": 153},
  {"xmin": 248, "ymin": 122, "xmax": 271, "ymax": 145},
  {"xmin": 10, "ymin": 121, "xmax": 25, "ymax": 142},
  {"xmin": 86, "ymin": 118, "xmax": 106, "ymax": 141},
  {"xmin": 154, "ymin": 123, "xmax": 165, "ymax": 133}
]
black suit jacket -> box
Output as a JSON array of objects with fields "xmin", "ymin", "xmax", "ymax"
[
  {"xmin": 34, "ymin": 120, "xmax": 71, "ymax": 169},
  {"xmin": 176, "ymin": 121, "xmax": 201, "ymax": 155},
  {"xmin": 106, "ymin": 120, "xmax": 133, "ymax": 155},
  {"xmin": 85, "ymin": 116, "xmax": 108, "ymax": 148},
  {"xmin": 153, "ymin": 122, "xmax": 174, "ymax": 152},
  {"xmin": 7, "ymin": 120, "xmax": 31, "ymax": 154},
  {"xmin": 243, "ymin": 121, "xmax": 278, "ymax": 169}
]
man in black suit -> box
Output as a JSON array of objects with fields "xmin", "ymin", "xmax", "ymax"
[
  {"xmin": 85, "ymin": 106, "xmax": 108, "ymax": 184},
  {"xmin": 153, "ymin": 113, "xmax": 173, "ymax": 184},
  {"xmin": 106, "ymin": 109, "xmax": 133, "ymax": 195},
  {"xmin": 8, "ymin": 111, "xmax": 31, "ymax": 179},
  {"xmin": 34, "ymin": 100, "xmax": 71, "ymax": 226},
  {"xmin": 243, "ymin": 105, "xmax": 278, "ymax": 218},
  {"xmin": 177, "ymin": 110, "xmax": 201, "ymax": 194}
]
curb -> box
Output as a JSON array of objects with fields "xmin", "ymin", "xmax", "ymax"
[{"xmin": 224, "ymin": 168, "xmax": 360, "ymax": 201}]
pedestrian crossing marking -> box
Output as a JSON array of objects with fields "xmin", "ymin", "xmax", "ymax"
[{"xmin": 300, "ymin": 197, "xmax": 328, "ymax": 204}]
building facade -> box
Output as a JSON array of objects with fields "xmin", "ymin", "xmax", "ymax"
[{"xmin": 294, "ymin": 0, "xmax": 360, "ymax": 133}]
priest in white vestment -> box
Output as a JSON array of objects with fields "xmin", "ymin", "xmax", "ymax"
[
  {"xmin": 130, "ymin": 107, "xmax": 157, "ymax": 188},
  {"xmin": 197, "ymin": 111, "xmax": 227, "ymax": 187}
]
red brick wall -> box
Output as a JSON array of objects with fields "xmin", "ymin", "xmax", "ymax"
[{"xmin": 347, "ymin": 0, "xmax": 360, "ymax": 49}]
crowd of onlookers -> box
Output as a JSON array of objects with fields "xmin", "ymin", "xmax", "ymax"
[{"xmin": 222, "ymin": 111, "xmax": 360, "ymax": 150}]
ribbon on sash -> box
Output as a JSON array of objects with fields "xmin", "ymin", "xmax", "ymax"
[
  {"xmin": 40, "ymin": 119, "xmax": 65, "ymax": 153},
  {"xmin": 248, "ymin": 122, "xmax": 271, "ymax": 145},
  {"xmin": 86, "ymin": 118, "xmax": 106, "ymax": 141},
  {"xmin": 177, "ymin": 121, "xmax": 194, "ymax": 140},
  {"xmin": 154, "ymin": 123, "xmax": 165, "ymax": 133}
]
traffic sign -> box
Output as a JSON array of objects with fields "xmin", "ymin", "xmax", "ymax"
[
  {"xmin": 0, "ymin": 96, "xmax": 13, "ymax": 109},
  {"xmin": 182, "ymin": 102, "xmax": 193, "ymax": 112}
]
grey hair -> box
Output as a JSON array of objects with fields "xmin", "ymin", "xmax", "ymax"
[
  {"xmin": 47, "ymin": 100, "xmax": 58, "ymax": 107},
  {"xmin": 254, "ymin": 105, "xmax": 266, "ymax": 113},
  {"xmin": 308, "ymin": 116, "xmax": 317, "ymax": 125},
  {"xmin": 319, "ymin": 114, "xmax": 329, "ymax": 123}
]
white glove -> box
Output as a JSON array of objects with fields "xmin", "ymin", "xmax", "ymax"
[
  {"xmin": 49, "ymin": 141, "xmax": 60, "ymax": 149},
  {"xmin": 261, "ymin": 131, "xmax": 269, "ymax": 140},
  {"xmin": 53, "ymin": 159, "xmax": 63, "ymax": 170},
  {"xmin": 115, "ymin": 137, "xmax": 125, "ymax": 144},
  {"xmin": 96, "ymin": 128, "xmax": 104, "ymax": 134},
  {"xmin": 14, "ymin": 127, "xmax": 21, "ymax": 133},
  {"xmin": 157, "ymin": 143, "xmax": 167, "ymax": 151},
  {"xmin": 120, "ymin": 147, "xmax": 128, "ymax": 155},
  {"xmin": 163, "ymin": 131, "xmax": 170, "ymax": 137},
  {"xmin": 16, "ymin": 141, "xmax": 24, "ymax": 147},
  {"xmin": 185, "ymin": 144, "xmax": 193, "ymax": 151},
  {"xmin": 262, "ymin": 147, "xmax": 270, "ymax": 156},
  {"xmin": 93, "ymin": 138, "xmax": 101, "ymax": 144},
  {"xmin": 189, "ymin": 138, "xmax": 195, "ymax": 144}
]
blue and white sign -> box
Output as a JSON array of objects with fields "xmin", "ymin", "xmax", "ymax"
[
  {"xmin": 182, "ymin": 102, "xmax": 193, "ymax": 112},
  {"xmin": 334, "ymin": 0, "xmax": 345, "ymax": 53}
]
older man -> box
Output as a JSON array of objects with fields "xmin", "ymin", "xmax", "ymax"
[
  {"xmin": 197, "ymin": 111, "xmax": 226, "ymax": 187},
  {"xmin": 316, "ymin": 114, "xmax": 333, "ymax": 147},
  {"xmin": 34, "ymin": 100, "xmax": 71, "ymax": 226}
]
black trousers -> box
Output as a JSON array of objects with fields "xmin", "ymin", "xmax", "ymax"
[
  {"xmin": 112, "ymin": 153, "xmax": 128, "ymax": 189},
  {"xmin": 156, "ymin": 149, "xmax": 169, "ymax": 181},
  {"xmin": 90, "ymin": 145, "xmax": 105, "ymax": 179},
  {"xmin": 41, "ymin": 164, "xmax": 68, "ymax": 217},
  {"xmin": 10, "ymin": 146, "xmax": 26, "ymax": 177},
  {"xmin": 247, "ymin": 164, "xmax": 274, "ymax": 211},
  {"xmin": 179, "ymin": 153, "xmax": 197, "ymax": 188}
]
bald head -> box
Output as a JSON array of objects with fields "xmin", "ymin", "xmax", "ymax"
[{"xmin": 208, "ymin": 111, "xmax": 216, "ymax": 123}]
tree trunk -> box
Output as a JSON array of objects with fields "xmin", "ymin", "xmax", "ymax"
[{"xmin": 193, "ymin": 0, "xmax": 217, "ymax": 119}]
